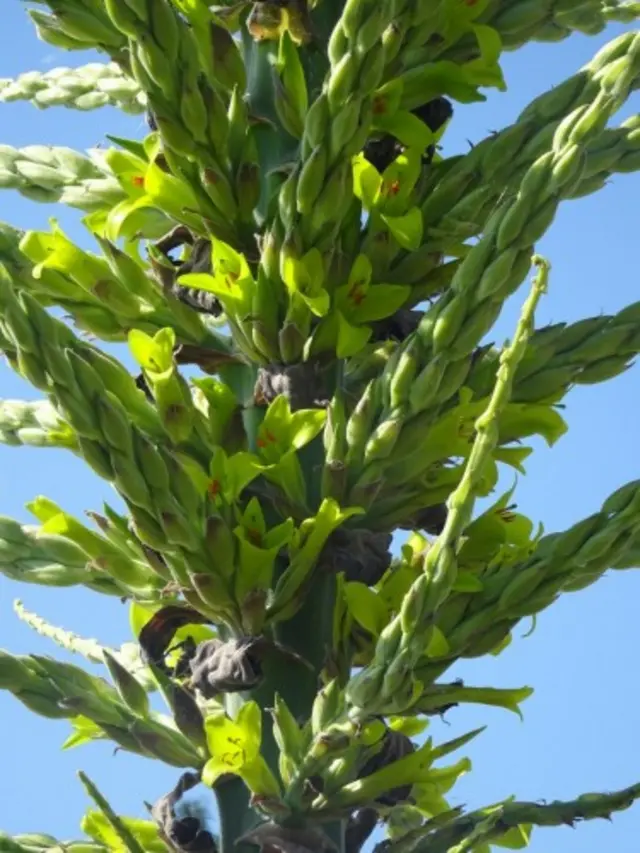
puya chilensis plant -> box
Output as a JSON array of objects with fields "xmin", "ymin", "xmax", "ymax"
[{"xmin": 1, "ymin": 1, "xmax": 640, "ymax": 853}]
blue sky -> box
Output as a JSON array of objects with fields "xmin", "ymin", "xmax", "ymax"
[{"xmin": 1, "ymin": 5, "xmax": 639, "ymax": 852}]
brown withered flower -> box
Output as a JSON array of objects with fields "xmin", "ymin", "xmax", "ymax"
[
  {"xmin": 321, "ymin": 528, "xmax": 393, "ymax": 587},
  {"xmin": 238, "ymin": 822, "xmax": 336, "ymax": 853},
  {"xmin": 370, "ymin": 310, "xmax": 422, "ymax": 344},
  {"xmin": 398, "ymin": 504, "xmax": 448, "ymax": 536},
  {"xmin": 151, "ymin": 227, "xmax": 222, "ymax": 317},
  {"xmin": 151, "ymin": 772, "xmax": 217, "ymax": 853},
  {"xmin": 254, "ymin": 360, "xmax": 332, "ymax": 411},
  {"xmin": 138, "ymin": 605, "xmax": 212, "ymax": 675}
]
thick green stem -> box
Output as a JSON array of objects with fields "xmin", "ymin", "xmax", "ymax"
[
  {"xmin": 217, "ymin": 571, "xmax": 342, "ymax": 852},
  {"xmin": 215, "ymin": 777, "xmax": 259, "ymax": 853}
]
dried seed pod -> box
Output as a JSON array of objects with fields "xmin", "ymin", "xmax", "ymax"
[
  {"xmin": 189, "ymin": 637, "xmax": 310, "ymax": 697},
  {"xmin": 151, "ymin": 772, "xmax": 217, "ymax": 853},
  {"xmin": 359, "ymin": 729, "xmax": 415, "ymax": 806},
  {"xmin": 321, "ymin": 528, "xmax": 392, "ymax": 587},
  {"xmin": 254, "ymin": 360, "xmax": 332, "ymax": 411},
  {"xmin": 239, "ymin": 822, "xmax": 336, "ymax": 853},
  {"xmin": 189, "ymin": 637, "xmax": 261, "ymax": 695}
]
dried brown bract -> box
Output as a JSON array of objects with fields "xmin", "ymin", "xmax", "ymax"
[
  {"xmin": 398, "ymin": 504, "xmax": 448, "ymax": 536},
  {"xmin": 254, "ymin": 360, "xmax": 332, "ymax": 411},
  {"xmin": 152, "ymin": 228, "xmax": 222, "ymax": 317},
  {"xmin": 189, "ymin": 637, "xmax": 310, "ymax": 697},
  {"xmin": 138, "ymin": 605, "xmax": 212, "ymax": 674},
  {"xmin": 370, "ymin": 310, "xmax": 422, "ymax": 344},
  {"xmin": 321, "ymin": 529, "xmax": 392, "ymax": 587},
  {"xmin": 151, "ymin": 772, "xmax": 217, "ymax": 853},
  {"xmin": 359, "ymin": 729, "xmax": 415, "ymax": 807}
]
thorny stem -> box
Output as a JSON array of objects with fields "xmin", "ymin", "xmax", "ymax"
[
  {"xmin": 78, "ymin": 772, "xmax": 145, "ymax": 853},
  {"xmin": 419, "ymin": 256, "xmax": 551, "ymax": 609}
]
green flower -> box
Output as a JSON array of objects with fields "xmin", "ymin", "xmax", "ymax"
[
  {"xmin": 233, "ymin": 497, "xmax": 295, "ymax": 601},
  {"xmin": 203, "ymin": 701, "xmax": 281, "ymax": 795}
]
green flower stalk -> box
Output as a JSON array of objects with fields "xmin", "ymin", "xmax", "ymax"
[
  {"xmin": 468, "ymin": 299, "xmax": 640, "ymax": 402},
  {"xmin": 77, "ymin": 773, "xmax": 146, "ymax": 853},
  {"xmin": 424, "ymin": 0, "xmax": 640, "ymax": 63},
  {"xmin": 103, "ymin": 0, "xmax": 249, "ymax": 246},
  {"xmin": 0, "ymin": 398, "xmax": 77, "ymax": 450},
  {"xmin": 0, "ymin": 648, "xmax": 201, "ymax": 767},
  {"xmin": 13, "ymin": 600, "xmax": 155, "ymax": 690},
  {"xmin": 391, "ymin": 37, "xmax": 640, "ymax": 283},
  {"xmin": 0, "ymin": 144, "xmax": 122, "ymax": 209},
  {"xmin": 0, "ymin": 62, "xmax": 146, "ymax": 113},
  {"xmin": 402, "ymin": 782, "xmax": 640, "ymax": 853},
  {"xmin": 0, "ymin": 515, "xmax": 121, "ymax": 595},
  {"xmin": 346, "ymin": 257, "xmax": 549, "ymax": 716},
  {"xmin": 0, "ymin": 834, "xmax": 106, "ymax": 853},
  {"xmin": 350, "ymin": 32, "xmax": 640, "ymax": 499}
]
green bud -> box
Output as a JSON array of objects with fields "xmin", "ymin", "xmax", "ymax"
[
  {"xmin": 432, "ymin": 294, "xmax": 467, "ymax": 353},
  {"xmin": 515, "ymin": 199, "xmax": 558, "ymax": 248},
  {"xmin": 96, "ymin": 394, "xmax": 133, "ymax": 455},
  {"xmin": 409, "ymin": 356, "xmax": 446, "ymax": 414},
  {"xmin": 388, "ymin": 340, "xmax": 419, "ymax": 410},
  {"xmin": 327, "ymin": 53, "xmax": 358, "ymax": 111},
  {"xmin": 551, "ymin": 513, "xmax": 606, "ymax": 560},
  {"xmin": 330, "ymin": 99, "xmax": 362, "ymax": 161},
  {"xmin": 279, "ymin": 168, "xmax": 299, "ymax": 232},
  {"xmin": 432, "ymin": 357, "xmax": 472, "ymax": 405},
  {"xmin": 448, "ymin": 300, "xmax": 504, "ymax": 360},
  {"xmin": 602, "ymin": 481, "xmax": 640, "ymax": 515},
  {"xmin": 345, "ymin": 663, "xmax": 386, "ymax": 712},
  {"xmin": 112, "ymin": 453, "xmax": 154, "ymax": 512},
  {"xmin": 481, "ymin": 121, "xmax": 533, "ymax": 178},
  {"xmin": 129, "ymin": 506, "xmax": 166, "ymax": 550},
  {"xmin": 128, "ymin": 720, "xmax": 198, "ymax": 767},
  {"xmin": 296, "ymin": 146, "xmax": 328, "ymax": 215},
  {"xmin": 133, "ymin": 433, "xmax": 171, "ymax": 494},
  {"xmin": 303, "ymin": 94, "xmax": 330, "ymax": 151},
  {"xmin": 512, "ymin": 365, "xmax": 577, "ymax": 402},
  {"xmin": 363, "ymin": 417, "xmax": 402, "ymax": 464},
  {"xmin": 493, "ymin": 0, "xmax": 547, "ymax": 34},
  {"xmin": 574, "ymin": 355, "xmax": 631, "ymax": 383},
  {"xmin": 498, "ymin": 564, "xmax": 545, "ymax": 610},
  {"xmin": 346, "ymin": 380, "xmax": 379, "ymax": 463},
  {"xmin": 103, "ymin": 650, "xmax": 149, "ymax": 716}
]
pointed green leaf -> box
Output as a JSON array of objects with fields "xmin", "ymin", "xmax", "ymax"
[
  {"xmin": 344, "ymin": 582, "xmax": 389, "ymax": 636},
  {"xmin": 431, "ymin": 727, "xmax": 486, "ymax": 761},
  {"xmin": 381, "ymin": 207, "xmax": 423, "ymax": 250},
  {"xmin": 425, "ymin": 626, "xmax": 450, "ymax": 658},
  {"xmin": 352, "ymin": 154, "xmax": 383, "ymax": 209},
  {"xmin": 336, "ymin": 312, "xmax": 372, "ymax": 358}
]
